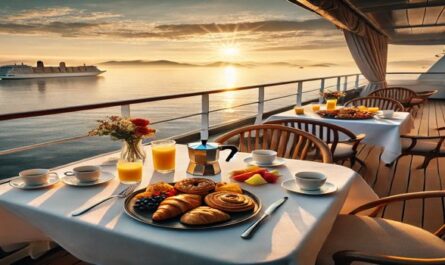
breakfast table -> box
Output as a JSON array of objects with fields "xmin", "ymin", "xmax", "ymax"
[
  {"xmin": 265, "ymin": 104, "xmax": 415, "ymax": 164},
  {"xmin": 0, "ymin": 144, "xmax": 378, "ymax": 265}
]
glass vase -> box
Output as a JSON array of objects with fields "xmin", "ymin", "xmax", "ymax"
[{"xmin": 120, "ymin": 139, "xmax": 146, "ymax": 162}]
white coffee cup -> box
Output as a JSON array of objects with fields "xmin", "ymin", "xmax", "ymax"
[
  {"xmin": 295, "ymin": 171, "xmax": 327, "ymax": 191},
  {"xmin": 19, "ymin": 169, "xmax": 56, "ymax": 186},
  {"xmin": 64, "ymin": 165, "xmax": 100, "ymax": 183},
  {"xmin": 252, "ymin": 149, "xmax": 277, "ymax": 165},
  {"xmin": 380, "ymin": 110, "xmax": 394, "ymax": 119}
]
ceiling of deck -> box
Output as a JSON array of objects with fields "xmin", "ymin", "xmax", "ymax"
[{"xmin": 348, "ymin": 0, "xmax": 445, "ymax": 44}]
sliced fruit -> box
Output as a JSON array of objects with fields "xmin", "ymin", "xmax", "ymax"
[
  {"xmin": 245, "ymin": 174, "xmax": 268, "ymax": 186},
  {"xmin": 262, "ymin": 172, "xmax": 279, "ymax": 183},
  {"xmin": 230, "ymin": 166, "xmax": 261, "ymax": 176},
  {"xmin": 232, "ymin": 169, "xmax": 267, "ymax": 182}
]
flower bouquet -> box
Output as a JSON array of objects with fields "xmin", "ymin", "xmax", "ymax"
[{"xmin": 89, "ymin": 116, "xmax": 156, "ymax": 162}]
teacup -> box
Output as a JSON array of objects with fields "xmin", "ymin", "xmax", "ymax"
[
  {"xmin": 380, "ymin": 110, "xmax": 394, "ymax": 119},
  {"xmin": 252, "ymin": 149, "xmax": 277, "ymax": 165},
  {"xmin": 65, "ymin": 165, "xmax": 100, "ymax": 183},
  {"xmin": 295, "ymin": 171, "xmax": 327, "ymax": 191},
  {"xmin": 19, "ymin": 169, "xmax": 57, "ymax": 186}
]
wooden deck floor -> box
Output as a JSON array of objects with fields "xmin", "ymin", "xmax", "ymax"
[{"xmin": 9, "ymin": 100, "xmax": 445, "ymax": 264}]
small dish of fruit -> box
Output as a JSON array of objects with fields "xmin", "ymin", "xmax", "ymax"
[{"xmin": 230, "ymin": 166, "xmax": 280, "ymax": 186}]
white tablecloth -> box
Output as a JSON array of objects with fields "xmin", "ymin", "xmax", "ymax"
[
  {"xmin": 0, "ymin": 145, "xmax": 378, "ymax": 265},
  {"xmin": 265, "ymin": 106, "xmax": 414, "ymax": 164}
]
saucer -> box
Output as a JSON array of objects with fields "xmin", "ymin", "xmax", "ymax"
[
  {"xmin": 61, "ymin": 171, "xmax": 115, "ymax": 187},
  {"xmin": 244, "ymin": 157, "xmax": 286, "ymax": 167},
  {"xmin": 10, "ymin": 174, "xmax": 60, "ymax": 190},
  {"xmin": 281, "ymin": 179, "xmax": 337, "ymax": 195}
]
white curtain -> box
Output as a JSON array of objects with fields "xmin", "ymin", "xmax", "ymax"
[
  {"xmin": 344, "ymin": 30, "xmax": 388, "ymax": 95},
  {"xmin": 290, "ymin": 0, "xmax": 389, "ymax": 95}
]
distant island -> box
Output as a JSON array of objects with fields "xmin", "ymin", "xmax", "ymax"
[{"xmin": 100, "ymin": 60, "xmax": 338, "ymax": 68}]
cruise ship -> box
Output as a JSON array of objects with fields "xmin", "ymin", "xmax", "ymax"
[{"xmin": 0, "ymin": 61, "xmax": 105, "ymax": 79}]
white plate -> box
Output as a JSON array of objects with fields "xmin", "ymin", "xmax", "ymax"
[
  {"xmin": 10, "ymin": 175, "xmax": 60, "ymax": 190},
  {"xmin": 61, "ymin": 171, "xmax": 115, "ymax": 187},
  {"xmin": 243, "ymin": 157, "xmax": 286, "ymax": 167},
  {"xmin": 281, "ymin": 179, "xmax": 337, "ymax": 195}
]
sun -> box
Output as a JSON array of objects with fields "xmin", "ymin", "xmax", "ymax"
[{"xmin": 220, "ymin": 46, "xmax": 240, "ymax": 57}]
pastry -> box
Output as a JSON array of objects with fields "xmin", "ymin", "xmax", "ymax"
[
  {"xmin": 215, "ymin": 182, "xmax": 243, "ymax": 194},
  {"xmin": 152, "ymin": 194, "xmax": 201, "ymax": 221},
  {"xmin": 174, "ymin": 178, "xmax": 216, "ymax": 195},
  {"xmin": 205, "ymin": 191, "xmax": 255, "ymax": 212},
  {"xmin": 136, "ymin": 182, "xmax": 175, "ymax": 199},
  {"xmin": 180, "ymin": 206, "xmax": 230, "ymax": 225}
]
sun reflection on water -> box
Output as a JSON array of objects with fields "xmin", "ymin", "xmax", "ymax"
[{"xmin": 223, "ymin": 66, "xmax": 237, "ymax": 88}]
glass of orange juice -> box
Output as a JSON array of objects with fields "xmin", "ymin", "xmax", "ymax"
[
  {"xmin": 326, "ymin": 99, "xmax": 337, "ymax": 110},
  {"xmin": 312, "ymin": 104, "xmax": 321, "ymax": 112},
  {"xmin": 117, "ymin": 160, "xmax": 143, "ymax": 184},
  {"xmin": 151, "ymin": 139, "xmax": 176, "ymax": 173},
  {"xmin": 294, "ymin": 106, "xmax": 304, "ymax": 115}
]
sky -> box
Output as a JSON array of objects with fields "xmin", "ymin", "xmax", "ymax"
[{"xmin": 0, "ymin": 0, "xmax": 443, "ymax": 69}]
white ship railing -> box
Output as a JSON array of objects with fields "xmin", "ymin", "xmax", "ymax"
[{"xmin": 0, "ymin": 73, "xmax": 367, "ymax": 156}]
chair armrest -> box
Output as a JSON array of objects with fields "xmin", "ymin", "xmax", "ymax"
[
  {"xmin": 349, "ymin": 191, "xmax": 445, "ymax": 216},
  {"xmin": 401, "ymin": 134, "xmax": 445, "ymax": 140},
  {"xmin": 343, "ymin": 133, "xmax": 366, "ymax": 150},
  {"xmin": 333, "ymin": 250, "xmax": 445, "ymax": 265}
]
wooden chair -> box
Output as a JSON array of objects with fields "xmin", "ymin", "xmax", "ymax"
[
  {"xmin": 344, "ymin": 96, "xmax": 405, "ymax": 111},
  {"xmin": 398, "ymin": 127, "xmax": 445, "ymax": 169},
  {"xmin": 317, "ymin": 191, "xmax": 445, "ymax": 265},
  {"xmin": 264, "ymin": 119, "xmax": 364, "ymax": 166},
  {"xmin": 214, "ymin": 124, "xmax": 333, "ymax": 163},
  {"xmin": 368, "ymin": 87, "xmax": 425, "ymax": 113}
]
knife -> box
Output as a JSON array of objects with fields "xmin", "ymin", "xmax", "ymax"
[{"xmin": 241, "ymin": 196, "xmax": 288, "ymax": 239}]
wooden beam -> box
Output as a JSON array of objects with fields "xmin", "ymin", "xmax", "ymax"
[{"xmin": 359, "ymin": 1, "xmax": 445, "ymax": 12}]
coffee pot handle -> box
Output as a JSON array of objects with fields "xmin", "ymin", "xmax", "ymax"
[{"xmin": 220, "ymin": 145, "xmax": 238, "ymax": 162}]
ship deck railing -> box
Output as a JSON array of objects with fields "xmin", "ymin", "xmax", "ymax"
[{"xmin": 0, "ymin": 71, "xmax": 443, "ymax": 158}]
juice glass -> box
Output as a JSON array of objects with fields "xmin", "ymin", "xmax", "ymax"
[
  {"xmin": 326, "ymin": 99, "xmax": 337, "ymax": 111},
  {"xmin": 312, "ymin": 104, "xmax": 321, "ymax": 112},
  {"xmin": 117, "ymin": 160, "xmax": 143, "ymax": 184},
  {"xmin": 152, "ymin": 139, "xmax": 176, "ymax": 173},
  {"xmin": 294, "ymin": 106, "xmax": 305, "ymax": 115}
]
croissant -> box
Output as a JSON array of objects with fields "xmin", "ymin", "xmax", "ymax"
[
  {"xmin": 152, "ymin": 194, "xmax": 201, "ymax": 222},
  {"xmin": 180, "ymin": 206, "xmax": 231, "ymax": 225}
]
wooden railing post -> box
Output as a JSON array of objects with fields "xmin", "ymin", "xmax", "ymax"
[
  {"xmin": 121, "ymin": 104, "xmax": 130, "ymax": 118},
  {"xmin": 319, "ymin": 78, "xmax": 325, "ymax": 103},
  {"xmin": 255, "ymin": 86, "xmax": 265, "ymax": 124},
  {"xmin": 336, "ymin": 76, "xmax": 341, "ymax": 91},
  {"xmin": 201, "ymin": 94, "xmax": 210, "ymax": 141},
  {"xmin": 343, "ymin": 76, "xmax": 348, "ymax": 91},
  {"xmin": 355, "ymin": 74, "xmax": 360, "ymax": 89},
  {"xmin": 296, "ymin": 82, "xmax": 303, "ymax": 106}
]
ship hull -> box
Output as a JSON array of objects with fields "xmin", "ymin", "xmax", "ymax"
[{"xmin": 0, "ymin": 71, "xmax": 105, "ymax": 80}]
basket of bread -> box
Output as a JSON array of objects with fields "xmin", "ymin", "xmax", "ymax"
[
  {"xmin": 124, "ymin": 178, "xmax": 261, "ymax": 229},
  {"xmin": 317, "ymin": 107, "xmax": 375, "ymax": 120}
]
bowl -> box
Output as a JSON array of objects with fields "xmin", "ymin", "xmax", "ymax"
[
  {"xmin": 295, "ymin": 171, "xmax": 327, "ymax": 190},
  {"xmin": 252, "ymin": 149, "xmax": 277, "ymax": 165}
]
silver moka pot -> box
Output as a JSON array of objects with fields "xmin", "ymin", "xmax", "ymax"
[{"xmin": 187, "ymin": 140, "xmax": 238, "ymax": 176}]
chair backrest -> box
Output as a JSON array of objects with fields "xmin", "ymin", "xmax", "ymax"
[
  {"xmin": 215, "ymin": 124, "xmax": 332, "ymax": 163},
  {"xmin": 344, "ymin": 96, "xmax": 405, "ymax": 111},
  {"xmin": 264, "ymin": 118, "xmax": 357, "ymax": 154},
  {"xmin": 368, "ymin": 87, "xmax": 417, "ymax": 104}
]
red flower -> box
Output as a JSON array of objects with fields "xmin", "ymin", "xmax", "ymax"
[
  {"xmin": 135, "ymin": 126, "xmax": 155, "ymax": 136},
  {"xmin": 131, "ymin": 118, "xmax": 149, "ymax": 127}
]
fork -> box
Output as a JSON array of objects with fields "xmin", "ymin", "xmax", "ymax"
[{"xmin": 71, "ymin": 184, "xmax": 138, "ymax": 217}]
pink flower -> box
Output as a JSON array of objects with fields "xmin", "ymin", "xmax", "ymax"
[{"xmin": 131, "ymin": 118, "xmax": 149, "ymax": 127}]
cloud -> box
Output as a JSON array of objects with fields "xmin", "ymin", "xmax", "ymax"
[{"xmin": 0, "ymin": 6, "xmax": 342, "ymax": 51}]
